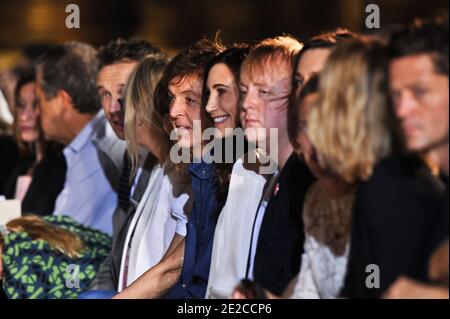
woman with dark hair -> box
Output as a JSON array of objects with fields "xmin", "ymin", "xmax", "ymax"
[
  {"xmin": 202, "ymin": 44, "xmax": 252, "ymax": 203},
  {"xmin": 3, "ymin": 70, "xmax": 66, "ymax": 216}
]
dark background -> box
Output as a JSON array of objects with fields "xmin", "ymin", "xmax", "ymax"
[{"xmin": 0, "ymin": 0, "xmax": 448, "ymax": 68}]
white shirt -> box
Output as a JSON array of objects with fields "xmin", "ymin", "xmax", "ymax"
[
  {"xmin": 118, "ymin": 164, "xmax": 188, "ymax": 291},
  {"xmin": 53, "ymin": 112, "xmax": 117, "ymax": 235},
  {"xmin": 206, "ymin": 158, "xmax": 267, "ymax": 299},
  {"xmin": 289, "ymin": 182, "xmax": 354, "ymax": 299},
  {"xmin": 290, "ymin": 236, "xmax": 349, "ymax": 299}
]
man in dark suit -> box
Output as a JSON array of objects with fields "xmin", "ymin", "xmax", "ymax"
[{"xmin": 343, "ymin": 20, "xmax": 448, "ymax": 299}]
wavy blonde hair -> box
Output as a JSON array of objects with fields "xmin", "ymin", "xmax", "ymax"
[
  {"xmin": 308, "ymin": 40, "xmax": 397, "ymax": 183},
  {"xmin": 0, "ymin": 215, "xmax": 85, "ymax": 259},
  {"xmin": 124, "ymin": 53, "xmax": 171, "ymax": 178}
]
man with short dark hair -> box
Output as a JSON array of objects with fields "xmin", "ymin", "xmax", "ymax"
[
  {"xmin": 97, "ymin": 38, "xmax": 161, "ymax": 141},
  {"xmin": 389, "ymin": 21, "xmax": 449, "ymax": 173},
  {"xmin": 35, "ymin": 42, "xmax": 126, "ymax": 235},
  {"xmin": 343, "ymin": 20, "xmax": 449, "ymax": 299},
  {"xmin": 88, "ymin": 38, "xmax": 164, "ymax": 292}
]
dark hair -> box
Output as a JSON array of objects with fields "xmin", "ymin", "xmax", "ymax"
[
  {"xmin": 36, "ymin": 42, "xmax": 101, "ymax": 114},
  {"xmin": 302, "ymin": 29, "xmax": 356, "ymax": 51},
  {"xmin": 153, "ymin": 37, "xmax": 224, "ymax": 135},
  {"xmin": 13, "ymin": 69, "xmax": 36, "ymax": 153},
  {"xmin": 201, "ymin": 44, "xmax": 252, "ymax": 129},
  {"xmin": 14, "ymin": 69, "xmax": 36, "ymax": 104},
  {"xmin": 97, "ymin": 38, "xmax": 161, "ymax": 69},
  {"xmin": 288, "ymin": 75, "xmax": 320, "ymax": 149},
  {"xmin": 200, "ymin": 44, "xmax": 252, "ymax": 212},
  {"xmin": 293, "ymin": 29, "xmax": 357, "ymax": 90},
  {"xmin": 13, "ymin": 69, "xmax": 63, "ymax": 156},
  {"xmin": 388, "ymin": 19, "xmax": 449, "ymax": 75}
]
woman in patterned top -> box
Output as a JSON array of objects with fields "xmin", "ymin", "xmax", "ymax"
[{"xmin": 0, "ymin": 215, "xmax": 111, "ymax": 299}]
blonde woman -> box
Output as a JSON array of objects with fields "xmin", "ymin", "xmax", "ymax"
[
  {"xmin": 119, "ymin": 53, "xmax": 189, "ymax": 292},
  {"xmin": 78, "ymin": 52, "xmax": 185, "ymax": 299},
  {"xmin": 289, "ymin": 40, "xmax": 395, "ymax": 299},
  {"xmin": 116, "ymin": 52, "xmax": 194, "ymax": 297}
]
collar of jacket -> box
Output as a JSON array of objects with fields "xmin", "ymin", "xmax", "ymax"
[{"xmin": 189, "ymin": 161, "xmax": 215, "ymax": 180}]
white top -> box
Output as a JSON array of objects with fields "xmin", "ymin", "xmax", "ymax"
[
  {"xmin": 289, "ymin": 181, "xmax": 354, "ymax": 299},
  {"xmin": 206, "ymin": 158, "xmax": 267, "ymax": 299},
  {"xmin": 290, "ymin": 236, "xmax": 349, "ymax": 299},
  {"xmin": 118, "ymin": 164, "xmax": 188, "ymax": 291}
]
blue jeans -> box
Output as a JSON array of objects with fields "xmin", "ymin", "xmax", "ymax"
[{"xmin": 77, "ymin": 290, "xmax": 117, "ymax": 299}]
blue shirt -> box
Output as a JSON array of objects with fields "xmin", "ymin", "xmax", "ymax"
[
  {"xmin": 166, "ymin": 161, "xmax": 221, "ymax": 299},
  {"xmin": 53, "ymin": 112, "xmax": 118, "ymax": 235}
]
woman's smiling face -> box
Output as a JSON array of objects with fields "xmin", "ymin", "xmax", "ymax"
[{"xmin": 205, "ymin": 63, "xmax": 239, "ymax": 138}]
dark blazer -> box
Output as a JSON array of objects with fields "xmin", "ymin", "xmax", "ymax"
[
  {"xmin": 342, "ymin": 155, "xmax": 447, "ymax": 299},
  {"xmin": 0, "ymin": 135, "xmax": 18, "ymax": 194},
  {"xmin": 252, "ymin": 153, "xmax": 315, "ymax": 295},
  {"xmin": 4, "ymin": 149, "xmax": 66, "ymax": 216}
]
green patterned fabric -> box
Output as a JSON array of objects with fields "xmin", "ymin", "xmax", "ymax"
[{"xmin": 1, "ymin": 215, "xmax": 111, "ymax": 299}]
